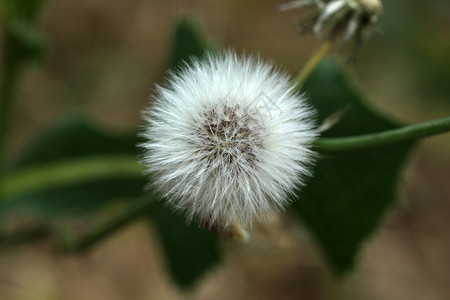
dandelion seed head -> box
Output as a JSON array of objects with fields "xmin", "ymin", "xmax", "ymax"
[{"xmin": 141, "ymin": 51, "xmax": 316, "ymax": 228}]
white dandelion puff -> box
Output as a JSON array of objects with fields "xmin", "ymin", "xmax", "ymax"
[{"xmin": 140, "ymin": 51, "xmax": 316, "ymax": 229}]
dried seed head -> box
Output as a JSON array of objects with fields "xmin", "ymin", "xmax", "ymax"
[
  {"xmin": 280, "ymin": 0, "xmax": 383, "ymax": 60},
  {"xmin": 140, "ymin": 51, "xmax": 316, "ymax": 229},
  {"xmin": 356, "ymin": 0, "xmax": 382, "ymax": 20}
]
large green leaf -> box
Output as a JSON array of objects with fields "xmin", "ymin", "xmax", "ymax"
[
  {"xmin": 11, "ymin": 115, "xmax": 138, "ymax": 168},
  {"xmin": 168, "ymin": 16, "xmax": 211, "ymax": 70},
  {"xmin": 149, "ymin": 16, "xmax": 221, "ymax": 290},
  {"xmin": 0, "ymin": 116, "xmax": 145, "ymax": 217},
  {"xmin": 293, "ymin": 59, "xmax": 415, "ymax": 275},
  {"xmin": 153, "ymin": 207, "xmax": 221, "ymax": 289}
]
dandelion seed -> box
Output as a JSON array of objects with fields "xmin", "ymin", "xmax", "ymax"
[{"xmin": 140, "ymin": 51, "xmax": 316, "ymax": 229}]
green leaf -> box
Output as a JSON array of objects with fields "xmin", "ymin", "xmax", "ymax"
[
  {"xmin": 12, "ymin": 115, "xmax": 138, "ymax": 168},
  {"xmin": 1, "ymin": 116, "xmax": 145, "ymax": 217},
  {"xmin": 150, "ymin": 16, "xmax": 221, "ymax": 289},
  {"xmin": 0, "ymin": 0, "xmax": 46, "ymax": 22},
  {"xmin": 153, "ymin": 207, "xmax": 221, "ymax": 289},
  {"xmin": 168, "ymin": 16, "xmax": 212, "ymax": 70},
  {"xmin": 7, "ymin": 20, "xmax": 47, "ymax": 63},
  {"xmin": 1, "ymin": 0, "xmax": 47, "ymax": 63},
  {"xmin": 0, "ymin": 175, "xmax": 144, "ymax": 217},
  {"xmin": 293, "ymin": 59, "xmax": 415, "ymax": 275}
]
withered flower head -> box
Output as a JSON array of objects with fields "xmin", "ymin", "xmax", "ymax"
[{"xmin": 280, "ymin": 0, "xmax": 383, "ymax": 59}]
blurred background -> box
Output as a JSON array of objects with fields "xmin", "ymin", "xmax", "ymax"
[{"xmin": 1, "ymin": 0, "xmax": 449, "ymax": 299}]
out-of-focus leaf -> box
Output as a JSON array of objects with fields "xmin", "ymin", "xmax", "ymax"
[
  {"xmin": 153, "ymin": 207, "xmax": 221, "ymax": 289},
  {"xmin": 7, "ymin": 20, "xmax": 47, "ymax": 63},
  {"xmin": 380, "ymin": 0, "xmax": 450, "ymax": 104},
  {"xmin": 12, "ymin": 116, "xmax": 138, "ymax": 168},
  {"xmin": 292, "ymin": 59, "xmax": 415, "ymax": 275},
  {"xmin": 0, "ymin": 177, "xmax": 144, "ymax": 217},
  {"xmin": 150, "ymin": 16, "xmax": 221, "ymax": 289},
  {"xmin": 168, "ymin": 16, "xmax": 212, "ymax": 70},
  {"xmin": 1, "ymin": 116, "xmax": 145, "ymax": 217},
  {"xmin": 1, "ymin": 0, "xmax": 47, "ymax": 63},
  {"xmin": 0, "ymin": 0, "xmax": 46, "ymax": 22}
]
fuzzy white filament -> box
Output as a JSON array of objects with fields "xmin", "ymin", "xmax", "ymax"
[{"xmin": 141, "ymin": 51, "xmax": 316, "ymax": 228}]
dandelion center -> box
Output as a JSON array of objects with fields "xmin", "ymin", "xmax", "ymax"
[{"xmin": 197, "ymin": 105, "xmax": 264, "ymax": 165}]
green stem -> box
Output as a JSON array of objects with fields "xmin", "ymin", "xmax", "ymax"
[
  {"xmin": 293, "ymin": 41, "xmax": 332, "ymax": 86},
  {"xmin": 0, "ymin": 32, "xmax": 21, "ymax": 173},
  {"xmin": 0, "ymin": 118, "xmax": 448, "ymax": 251},
  {"xmin": 2, "ymin": 119, "xmax": 449, "ymax": 200},
  {"xmin": 0, "ymin": 155, "xmax": 142, "ymax": 200},
  {"xmin": 62, "ymin": 193, "xmax": 161, "ymax": 252},
  {"xmin": 313, "ymin": 117, "xmax": 450, "ymax": 154}
]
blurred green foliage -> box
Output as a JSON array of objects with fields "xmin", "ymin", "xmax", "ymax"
[
  {"xmin": 0, "ymin": 0, "xmax": 47, "ymax": 62},
  {"xmin": 168, "ymin": 17, "xmax": 212, "ymax": 70},
  {"xmin": 379, "ymin": 0, "xmax": 450, "ymax": 104},
  {"xmin": 0, "ymin": 116, "xmax": 145, "ymax": 216},
  {"xmin": 295, "ymin": 60, "xmax": 414, "ymax": 274},
  {"xmin": 154, "ymin": 206, "xmax": 221, "ymax": 289},
  {"xmin": 0, "ymin": 0, "xmax": 45, "ymax": 22}
]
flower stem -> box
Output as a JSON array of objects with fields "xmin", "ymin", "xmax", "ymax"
[
  {"xmin": 294, "ymin": 40, "xmax": 332, "ymax": 86},
  {"xmin": 0, "ymin": 155, "xmax": 142, "ymax": 200},
  {"xmin": 313, "ymin": 117, "xmax": 450, "ymax": 154},
  {"xmin": 0, "ymin": 117, "xmax": 448, "ymax": 251},
  {"xmin": 2, "ymin": 118, "xmax": 449, "ymax": 200},
  {"xmin": 62, "ymin": 193, "xmax": 161, "ymax": 252}
]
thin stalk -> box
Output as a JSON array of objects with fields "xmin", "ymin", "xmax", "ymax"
[
  {"xmin": 293, "ymin": 40, "xmax": 332, "ymax": 86},
  {"xmin": 2, "ymin": 119, "xmax": 449, "ymax": 199},
  {"xmin": 313, "ymin": 117, "xmax": 450, "ymax": 154},
  {"xmin": 62, "ymin": 193, "xmax": 161, "ymax": 252},
  {"xmin": 0, "ymin": 119, "xmax": 447, "ymax": 252},
  {"xmin": 0, "ymin": 155, "xmax": 142, "ymax": 200}
]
